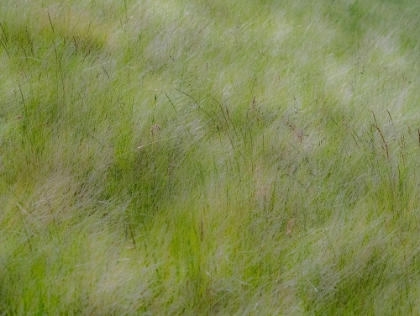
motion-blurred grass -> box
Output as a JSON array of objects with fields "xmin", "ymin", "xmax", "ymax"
[{"xmin": 1, "ymin": 0, "xmax": 420, "ymax": 314}]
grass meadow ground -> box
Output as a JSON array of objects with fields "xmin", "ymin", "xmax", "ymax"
[{"xmin": 1, "ymin": 0, "xmax": 420, "ymax": 314}]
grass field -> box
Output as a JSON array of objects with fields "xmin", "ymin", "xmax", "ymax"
[{"xmin": 1, "ymin": 0, "xmax": 420, "ymax": 314}]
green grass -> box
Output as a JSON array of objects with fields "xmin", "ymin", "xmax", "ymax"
[{"xmin": 1, "ymin": 0, "xmax": 420, "ymax": 314}]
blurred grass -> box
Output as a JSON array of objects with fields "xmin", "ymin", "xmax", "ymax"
[{"xmin": 1, "ymin": 0, "xmax": 420, "ymax": 314}]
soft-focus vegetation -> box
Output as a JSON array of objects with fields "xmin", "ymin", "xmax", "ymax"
[{"xmin": 1, "ymin": 0, "xmax": 420, "ymax": 314}]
